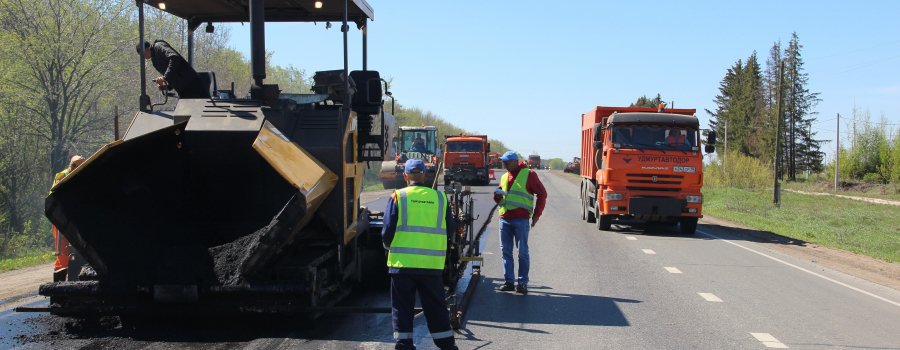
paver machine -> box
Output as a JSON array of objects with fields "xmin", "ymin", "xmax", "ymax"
[{"xmin": 38, "ymin": 0, "xmax": 395, "ymax": 319}]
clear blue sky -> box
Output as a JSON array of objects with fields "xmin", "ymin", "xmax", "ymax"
[{"xmin": 223, "ymin": 0, "xmax": 900, "ymax": 161}]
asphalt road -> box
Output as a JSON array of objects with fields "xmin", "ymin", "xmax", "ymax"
[{"xmin": 3, "ymin": 170, "xmax": 900, "ymax": 349}]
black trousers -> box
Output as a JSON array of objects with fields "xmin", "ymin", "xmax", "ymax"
[{"xmin": 390, "ymin": 273, "xmax": 455, "ymax": 349}]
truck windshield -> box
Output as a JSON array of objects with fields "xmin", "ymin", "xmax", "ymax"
[
  {"xmin": 447, "ymin": 141, "xmax": 483, "ymax": 152},
  {"xmin": 401, "ymin": 131, "xmax": 437, "ymax": 154},
  {"xmin": 611, "ymin": 126, "xmax": 697, "ymax": 151}
]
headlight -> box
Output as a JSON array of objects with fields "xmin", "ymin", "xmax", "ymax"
[
  {"xmin": 605, "ymin": 192, "xmax": 623, "ymax": 201},
  {"xmin": 686, "ymin": 195, "xmax": 702, "ymax": 203}
]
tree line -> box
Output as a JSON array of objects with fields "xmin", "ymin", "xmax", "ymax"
[
  {"xmin": 705, "ymin": 32, "xmax": 899, "ymax": 185},
  {"xmin": 0, "ymin": 0, "xmax": 509, "ymax": 259}
]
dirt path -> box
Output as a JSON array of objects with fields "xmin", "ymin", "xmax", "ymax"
[
  {"xmin": 547, "ymin": 170, "xmax": 900, "ymax": 291},
  {"xmin": 0, "ymin": 263, "xmax": 51, "ymax": 303},
  {"xmin": 784, "ymin": 188, "xmax": 900, "ymax": 206}
]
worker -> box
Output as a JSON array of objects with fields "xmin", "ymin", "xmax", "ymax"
[
  {"xmin": 381, "ymin": 159, "xmax": 458, "ymax": 350},
  {"xmin": 136, "ymin": 40, "xmax": 207, "ymax": 99},
  {"xmin": 51, "ymin": 155, "xmax": 85, "ymax": 282},
  {"xmin": 666, "ymin": 128, "xmax": 688, "ymax": 147},
  {"xmin": 410, "ymin": 135, "xmax": 428, "ymax": 153},
  {"xmin": 493, "ymin": 151, "xmax": 547, "ymax": 295}
]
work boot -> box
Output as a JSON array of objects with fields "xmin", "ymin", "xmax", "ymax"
[
  {"xmin": 394, "ymin": 340, "xmax": 416, "ymax": 350},
  {"xmin": 516, "ymin": 284, "xmax": 528, "ymax": 295},
  {"xmin": 497, "ymin": 282, "xmax": 515, "ymax": 292}
]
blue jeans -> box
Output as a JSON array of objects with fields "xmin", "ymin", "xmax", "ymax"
[{"xmin": 499, "ymin": 218, "xmax": 530, "ymax": 285}]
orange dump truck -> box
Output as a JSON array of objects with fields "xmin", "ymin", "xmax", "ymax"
[
  {"xmin": 443, "ymin": 134, "xmax": 491, "ymax": 186},
  {"xmin": 487, "ymin": 152, "xmax": 501, "ymax": 169},
  {"xmin": 580, "ymin": 106, "xmax": 716, "ymax": 235}
]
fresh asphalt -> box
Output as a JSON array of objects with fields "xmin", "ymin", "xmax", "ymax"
[{"xmin": 2, "ymin": 170, "xmax": 899, "ymax": 349}]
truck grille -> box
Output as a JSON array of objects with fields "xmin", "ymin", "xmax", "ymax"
[{"xmin": 625, "ymin": 173, "xmax": 683, "ymax": 185}]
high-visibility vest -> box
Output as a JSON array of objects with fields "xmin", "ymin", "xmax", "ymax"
[
  {"xmin": 667, "ymin": 133, "xmax": 685, "ymax": 146},
  {"xmin": 499, "ymin": 168, "xmax": 534, "ymax": 216},
  {"xmin": 387, "ymin": 186, "xmax": 448, "ymax": 270}
]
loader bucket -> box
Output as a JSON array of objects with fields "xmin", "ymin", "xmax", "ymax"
[{"xmin": 47, "ymin": 110, "xmax": 337, "ymax": 288}]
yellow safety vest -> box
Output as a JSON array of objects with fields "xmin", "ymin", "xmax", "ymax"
[
  {"xmin": 387, "ymin": 186, "xmax": 448, "ymax": 270},
  {"xmin": 499, "ymin": 168, "xmax": 534, "ymax": 216}
]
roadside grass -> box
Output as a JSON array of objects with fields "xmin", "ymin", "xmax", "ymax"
[
  {"xmin": 782, "ymin": 180, "xmax": 900, "ymax": 202},
  {"xmin": 364, "ymin": 183, "xmax": 384, "ymax": 191},
  {"xmin": 0, "ymin": 251, "xmax": 55, "ymax": 273},
  {"xmin": 703, "ymin": 187, "xmax": 900, "ymax": 263}
]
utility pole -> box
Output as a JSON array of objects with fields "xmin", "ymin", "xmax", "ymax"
[
  {"xmin": 834, "ymin": 113, "xmax": 839, "ymax": 192},
  {"xmin": 114, "ymin": 105, "xmax": 120, "ymax": 141},
  {"xmin": 773, "ymin": 61, "xmax": 784, "ymax": 207},
  {"xmin": 723, "ymin": 119, "xmax": 728, "ymax": 173}
]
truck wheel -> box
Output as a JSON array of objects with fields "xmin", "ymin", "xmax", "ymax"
[
  {"xmin": 596, "ymin": 200, "xmax": 611, "ymax": 231},
  {"xmin": 586, "ymin": 188, "xmax": 597, "ymax": 223},
  {"xmin": 680, "ymin": 217, "xmax": 698, "ymax": 236},
  {"xmin": 580, "ymin": 185, "xmax": 587, "ymax": 221}
]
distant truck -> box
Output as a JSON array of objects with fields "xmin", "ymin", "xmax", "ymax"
[
  {"xmin": 579, "ymin": 106, "xmax": 715, "ymax": 235},
  {"xmin": 564, "ymin": 157, "xmax": 581, "ymax": 174},
  {"xmin": 487, "ymin": 152, "xmax": 502, "ymax": 169},
  {"xmin": 443, "ymin": 134, "xmax": 491, "ymax": 186},
  {"xmin": 527, "ymin": 155, "xmax": 541, "ymax": 169}
]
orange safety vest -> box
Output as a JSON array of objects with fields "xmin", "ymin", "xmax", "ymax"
[
  {"xmin": 51, "ymin": 169, "xmax": 71, "ymax": 271},
  {"xmin": 667, "ymin": 133, "xmax": 685, "ymax": 146}
]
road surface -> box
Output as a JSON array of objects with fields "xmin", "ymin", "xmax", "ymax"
[{"xmin": 2, "ymin": 170, "xmax": 899, "ymax": 349}]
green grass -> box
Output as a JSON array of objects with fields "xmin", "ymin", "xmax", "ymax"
[
  {"xmin": 782, "ymin": 180, "xmax": 900, "ymax": 202},
  {"xmin": 364, "ymin": 183, "xmax": 385, "ymax": 191},
  {"xmin": 0, "ymin": 251, "xmax": 55, "ymax": 273},
  {"xmin": 704, "ymin": 187, "xmax": 900, "ymax": 263}
]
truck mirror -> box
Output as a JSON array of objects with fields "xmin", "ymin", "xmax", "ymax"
[
  {"xmin": 707, "ymin": 130, "xmax": 717, "ymax": 145},
  {"xmin": 593, "ymin": 123, "xmax": 603, "ymax": 142},
  {"xmin": 593, "ymin": 141, "xmax": 603, "ymax": 149},
  {"xmin": 705, "ymin": 145, "xmax": 716, "ymax": 154}
]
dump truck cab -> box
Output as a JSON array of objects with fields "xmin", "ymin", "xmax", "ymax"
[
  {"xmin": 527, "ymin": 155, "xmax": 541, "ymax": 169},
  {"xmin": 580, "ymin": 106, "xmax": 715, "ymax": 235},
  {"xmin": 487, "ymin": 152, "xmax": 501, "ymax": 169},
  {"xmin": 443, "ymin": 134, "xmax": 490, "ymax": 186},
  {"xmin": 39, "ymin": 0, "xmax": 392, "ymax": 318}
]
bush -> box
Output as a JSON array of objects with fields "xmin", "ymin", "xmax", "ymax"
[{"xmin": 705, "ymin": 151, "xmax": 772, "ymax": 189}]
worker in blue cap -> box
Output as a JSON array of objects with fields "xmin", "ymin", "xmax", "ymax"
[
  {"xmin": 493, "ymin": 151, "xmax": 547, "ymax": 295},
  {"xmin": 382, "ymin": 159, "xmax": 458, "ymax": 350}
]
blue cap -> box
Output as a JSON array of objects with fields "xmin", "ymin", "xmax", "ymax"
[
  {"xmin": 499, "ymin": 151, "xmax": 518, "ymax": 161},
  {"xmin": 404, "ymin": 159, "xmax": 426, "ymax": 174}
]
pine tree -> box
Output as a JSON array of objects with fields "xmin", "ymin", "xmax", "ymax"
[{"xmin": 783, "ymin": 32, "xmax": 822, "ymax": 179}]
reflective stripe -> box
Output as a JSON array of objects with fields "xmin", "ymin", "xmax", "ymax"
[
  {"xmin": 508, "ymin": 190, "xmax": 534, "ymax": 200},
  {"xmin": 435, "ymin": 191, "xmax": 445, "ymax": 228},
  {"xmin": 390, "ymin": 247, "xmax": 445, "ymax": 257},
  {"xmin": 399, "ymin": 190, "xmax": 409, "ymax": 227},
  {"xmin": 394, "ymin": 332, "xmax": 413, "ymax": 340},
  {"xmin": 396, "ymin": 225, "xmax": 446, "ymax": 235},
  {"xmin": 431, "ymin": 330, "xmax": 454, "ymax": 339},
  {"xmin": 504, "ymin": 201, "xmax": 533, "ymax": 211}
]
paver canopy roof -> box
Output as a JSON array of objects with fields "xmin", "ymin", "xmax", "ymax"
[{"xmin": 142, "ymin": 0, "xmax": 373, "ymax": 25}]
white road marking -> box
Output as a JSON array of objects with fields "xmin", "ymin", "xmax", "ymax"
[
  {"xmin": 664, "ymin": 266, "xmax": 682, "ymax": 274},
  {"xmin": 697, "ymin": 229, "xmax": 900, "ymax": 308},
  {"xmin": 698, "ymin": 292, "xmax": 723, "ymax": 302},
  {"xmin": 750, "ymin": 332, "xmax": 789, "ymax": 348},
  {"xmin": 642, "ymin": 249, "xmax": 656, "ymax": 255},
  {"xmin": 626, "ymin": 236, "xmax": 638, "ymax": 240}
]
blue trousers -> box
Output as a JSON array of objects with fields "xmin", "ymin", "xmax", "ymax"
[
  {"xmin": 390, "ymin": 273, "xmax": 456, "ymax": 349},
  {"xmin": 499, "ymin": 218, "xmax": 530, "ymax": 285}
]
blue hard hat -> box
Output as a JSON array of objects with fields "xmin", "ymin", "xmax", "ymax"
[
  {"xmin": 404, "ymin": 159, "xmax": 426, "ymax": 174},
  {"xmin": 499, "ymin": 151, "xmax": 518, "ymax": 161}
]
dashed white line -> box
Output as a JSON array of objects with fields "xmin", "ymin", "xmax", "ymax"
[
  {"xmin": 750, "ymin": 333, "xmax": 788, "ymax": 348},
  {"xmin": 697, "ymin": 229, "xmax": 900, "ymax": 308},
  {"xmin": 698, "ymin": 292, "xmax": 723, "ymax": 302},
  {"xmin": 664, "ymin": 266, "xmax": 682, "ymax": 274},
  {"xmin": 626, "ymin": 236, "xmax": 638, "ymax": 240},
  {"xmin": 642, "ymin": 249, "xmax": 656, "ymax": 255}
]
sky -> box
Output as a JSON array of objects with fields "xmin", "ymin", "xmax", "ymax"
[{"xmin": 221, "ymin": 0, "xmax": 900, "ymax": 161}]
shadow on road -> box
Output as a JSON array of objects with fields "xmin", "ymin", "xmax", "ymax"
[
  {"xmin": 463, "ymin": 278, "xmax": 640, "ymax": 328},
  {"xmin": 607, "ymin": 222, "xmax": 810, "ymax": 249}
]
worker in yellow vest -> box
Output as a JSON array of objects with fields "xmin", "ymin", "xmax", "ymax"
[
  {"xmin": 51, "ymin": 155, "xmax": 85, "ymax": 282},
  {"xmin": 493, "ymin": 151, "xmax": 547, "ymax": 295},
  {"xmin": 382, "ymin": 159, "xmax": 458, "ymax": 350}
]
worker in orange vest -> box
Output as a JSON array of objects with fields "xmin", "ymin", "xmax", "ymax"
[
  {"xmin": 666, "ymin": 128, "xmax": 687, "ymax": 146},
  {"xmin": 51, "ymin": 155, "xmax": 85, "ymax": 282}
]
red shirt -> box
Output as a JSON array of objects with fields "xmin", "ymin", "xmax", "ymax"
[{"xmin": 494, "ymin": 162, "xmax": 547, "ymax": 220}]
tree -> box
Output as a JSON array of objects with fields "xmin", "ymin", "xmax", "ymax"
[
  {"xmin": 630, "ymin": 94, "xmax": 665, "ymax": 108},
  {"xmin": 783, "ymin": 32, "xmax": 822, "ymax": 179},
  {"xmin": 0, "ymin": 0, "xmax": 132, "ymax": 174}
]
